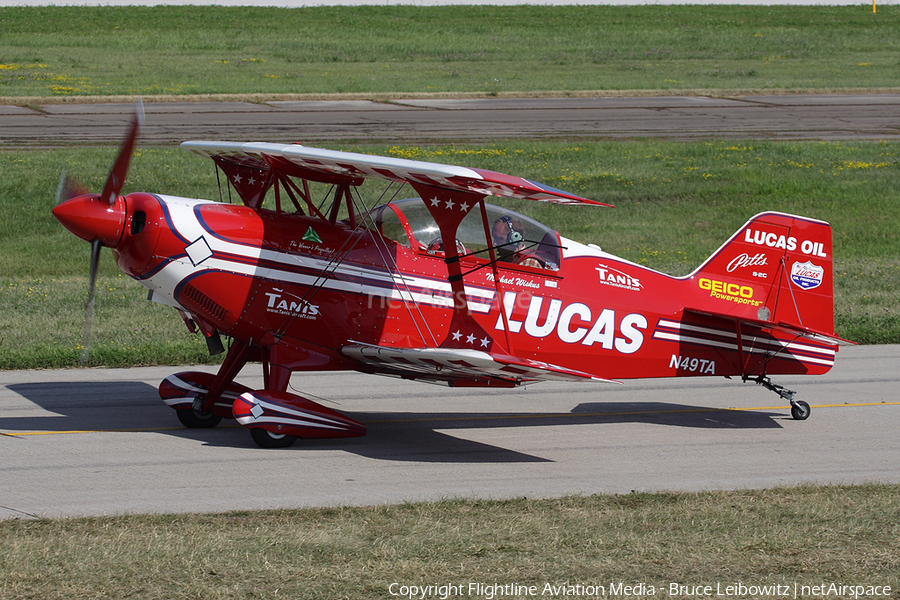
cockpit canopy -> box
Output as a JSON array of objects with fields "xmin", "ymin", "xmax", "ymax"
[{"xmin": 376, "ymin": 197, "xmax": 561, "ymax": 271}]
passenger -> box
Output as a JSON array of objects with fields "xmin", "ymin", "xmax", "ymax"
[{"xmin": 426, "ymin": 236, "xmax": 466, "ymax": 257}]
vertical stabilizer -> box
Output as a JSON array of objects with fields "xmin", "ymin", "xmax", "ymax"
[{"xmin": 688, "ymin": 212, "xmax": 835, "ymax": 338}]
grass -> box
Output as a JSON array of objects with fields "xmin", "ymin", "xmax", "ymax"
[
  {"xmin": 2, "ymin": 139, "xmax": 896, "ymax": 369},
  {"xmin": 0, "ymin": 276, "xmax": 215, "ymax": 370},
  {"xmin": 1, "ymin": 484, "xmax": 898, "ymax": 599},
  {"xmin": 0, "ymin": 5, "xmax": 899, "ymax": 99}
]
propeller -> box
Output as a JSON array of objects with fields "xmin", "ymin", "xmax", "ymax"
[
  {"xmin": 53, "ymin": 98, "xmax": 144, "ymax": 365},
  {"xmin": 99, "ymin": 98, "xmax": 144, "ymax": 206},
  {"xmin": 82, "ymin": 239, "xmax": 102, "ymax": 365},
  {"xmin": 55, "ymin": 170, "xmax": 89, "ymax": 206}
]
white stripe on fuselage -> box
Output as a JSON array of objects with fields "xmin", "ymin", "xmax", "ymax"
[{"xmin": 143, "ymin": 195, "xmax": 495, "ymax": 312}]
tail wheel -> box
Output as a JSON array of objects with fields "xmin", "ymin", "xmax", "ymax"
[
  {"xmin": 176, "ymin": 402, "xmax": 223, "ymax": 429},
  {"xmin": 790, "ymin": 400, "xmax": 811, "ymax": 421},
  {"xmin": 250, "ymin": 428, "xmax": 298, "ymax": 448}
]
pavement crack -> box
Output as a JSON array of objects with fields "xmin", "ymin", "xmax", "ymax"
[{"xmin": 0, "ymin": 505, "xmax": 41, "ymax": 519}]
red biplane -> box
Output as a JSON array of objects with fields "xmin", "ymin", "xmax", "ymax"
[{"xmin": 53, "ymin": 107, "xmax": 850, "ymax": 447}]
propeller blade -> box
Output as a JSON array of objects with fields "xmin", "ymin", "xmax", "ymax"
[
  {"xmin": 98, "ymin": 98, "xmax": 144, "ymax": 206},
  {"xmin": 55, "ymin": 170, "xmax": 67, "ymax": 205},
  {"xmin": 55, "ymin": 170, "xmax": 90, "ymax": 205},
  {"xmin": 80, "ymin": 238, "xmax": 102, "ymax": 366}
]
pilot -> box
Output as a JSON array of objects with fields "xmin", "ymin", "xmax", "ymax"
[{"xmin": 491, "ymin": 215, "xmax": 544, "ymax": 268}]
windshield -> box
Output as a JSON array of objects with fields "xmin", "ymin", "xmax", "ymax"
[{"xmin": 376, "ymin": 197, "xmax": 561, "ymax": 270}]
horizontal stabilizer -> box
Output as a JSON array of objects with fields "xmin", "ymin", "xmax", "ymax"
[{"xmin": 684, "ymin": 308, "xmax": 855, "ymax": 347}]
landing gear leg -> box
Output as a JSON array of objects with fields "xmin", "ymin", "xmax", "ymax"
[{"xmin": 744, "ymin": 375, "xmax": 810, "ymax": 421}]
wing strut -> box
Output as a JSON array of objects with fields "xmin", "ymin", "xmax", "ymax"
[
  {"xmin": 407, "ymin": 183, "xmax": 509, "ymax": 354},
  {"xmin": 478, "ymin": 200, "xmax": 516, "ymax": 352},
  {"xmin": 267, "ymin": 183, "xmax": 442, "ymax": 350}
]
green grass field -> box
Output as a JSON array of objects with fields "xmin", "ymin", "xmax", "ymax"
[
  {"xmin": 1, "ymin": 5, "xmax": 898, "ymax": 99},
  {"xmin": 1, "ymin": 485, "xmax": 898, "ymax": 599},
  {"xmin": 2, "ymin": 139, "xmax": 898, "ymax": 368}
]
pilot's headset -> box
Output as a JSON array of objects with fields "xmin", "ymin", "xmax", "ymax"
[{"xmin": 499, "ymin": 215, "xmax": 524, "ymax": 245}]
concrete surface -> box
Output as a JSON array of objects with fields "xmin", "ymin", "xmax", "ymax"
[{"xmin": 1, "ymin": 344, "xmax": 897, "ymax": 519}]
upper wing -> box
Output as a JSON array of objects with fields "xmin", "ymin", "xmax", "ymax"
[
  {"xmin": 342, "ymin": 342, "xmax": 619, "ymax": 386},
  {"xmin": 181, "ymin": 141, "xmax": 611, "ymax": 207}
]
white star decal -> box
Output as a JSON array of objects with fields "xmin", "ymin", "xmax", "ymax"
[
  {"xmin": 452, "ymin": 330, "xmax": 462, "ymax": 341},
  {"xmin": 429, "ymin": 197, "xmax": 441, "ymax": 207},
  {"xmin": 466, "ymin": 333, "xmax": 476, "ymax": 344},
  {"xmin": 444, "ymin": 199, "xmax": 455, "ymax": 210},
  {"xmin": 232, "ymin": 173, "xmax": 243, "ymax": 184},
  {"xmin": 480, "ymin": 337, "xmax": 490, "ymax": 347},
  {"xmin": 248, "ymin": 176, "xmax": 256, "ymax": 186},
  {"xmin": 460, "ymin": 202, "xmax": 470, "ymax": 212}
]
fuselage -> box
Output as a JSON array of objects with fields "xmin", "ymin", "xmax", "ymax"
[{"xmin": 105, "ymin": 193, "xmax": 835, "ymax": 382}]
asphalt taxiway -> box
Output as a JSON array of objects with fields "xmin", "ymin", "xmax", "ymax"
[
  {"xmin": 2, "ymin": 94, "xmax": 899, "ymax": 146},
  {"xmin": 1, "ymin": 344, "xmax": 898, "ymax": 519}
]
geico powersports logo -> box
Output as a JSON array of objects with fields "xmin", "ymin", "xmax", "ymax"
[{"xmin": 698, "ymin": 278, "xmax": 763, "ymax": 307}]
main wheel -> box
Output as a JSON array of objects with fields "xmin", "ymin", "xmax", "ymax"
[
  {"xmin": 250, "ymin": 428, "xmax": 298, "ymax": 449},
  {"xmin": 790, "ymin": 400, "xmax": 811, "ymax": 421},
  {"xmin": 176, "ymin": 405, "xmax": 223, "ymax": 429}
]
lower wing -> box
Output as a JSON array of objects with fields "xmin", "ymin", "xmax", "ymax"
[{"xmin": 342, "ymin": 343, "xmax": 619, "ymax": 387}]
